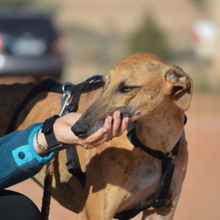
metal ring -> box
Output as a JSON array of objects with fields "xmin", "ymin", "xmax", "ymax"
[{"xmin": 62, "ymin": 82, "xmax": 74, "ymax": 93}]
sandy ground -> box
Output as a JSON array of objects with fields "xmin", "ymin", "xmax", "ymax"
[{"xmin": 2, "ymin": 75, "xmax": 220, "ymax": 220}]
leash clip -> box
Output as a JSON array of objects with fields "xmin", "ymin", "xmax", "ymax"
[{"xmin": 59, "ymin": 82, "xmax": 74, "ymax": 116}]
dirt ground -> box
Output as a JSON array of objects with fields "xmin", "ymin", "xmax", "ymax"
[{"xmin": 2, "ymin": 76, "xmax": 220, "ymax": 220}]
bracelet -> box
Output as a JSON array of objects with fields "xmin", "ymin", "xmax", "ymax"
[{"xmin": 36, "ymin": 129, "xmax": 48, "ymax": 152}]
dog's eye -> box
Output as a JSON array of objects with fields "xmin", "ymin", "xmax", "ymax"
[
  {"xmin": 123, "ymin": 87, "xmax": 132, "ymax": 92},
  {"xmin": 119, "ymin": 83, "xmax": 140, "ymax": 93},
  {"xmin": 121, "ymin": 86, "xmax": 138, "ymax": 93}
]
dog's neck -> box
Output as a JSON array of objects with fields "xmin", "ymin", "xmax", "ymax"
[{"xmin": 135, "ymin": 106, "xmax": 184, "ymax": 153}]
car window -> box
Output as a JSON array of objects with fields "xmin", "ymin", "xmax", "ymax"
[{"xmin": 0, "ymin": 17, "xmax": 57, "ymax": 43}]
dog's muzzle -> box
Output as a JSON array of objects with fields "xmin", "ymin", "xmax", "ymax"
[{"xmin": 72, "ymin": 122, "xmax": 89, "ymax": 137}]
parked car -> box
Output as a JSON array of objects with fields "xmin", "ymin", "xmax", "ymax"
[{"xmin": 0, "ymin": 9, "xmax": 65, "ymax": 80}]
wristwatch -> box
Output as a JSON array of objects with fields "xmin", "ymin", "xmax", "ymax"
[{"xmin": 42, "ymin": 115, "xmax": 67, "ymax": 153}]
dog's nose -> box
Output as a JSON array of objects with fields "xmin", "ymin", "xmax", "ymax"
[{"xmin": 71, "ymin": 122, "xmax": 89, "ymax": 137}]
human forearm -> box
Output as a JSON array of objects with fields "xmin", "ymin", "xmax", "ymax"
[{"xmin": 0, "ymin": 124, "xmax": 54, "ymax": 190}]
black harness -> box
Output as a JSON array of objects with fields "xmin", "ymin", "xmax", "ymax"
[
  {"xmin": 7, "ymin": 76, "xmax": 187, "ymax": 220},
  {"xmin": 113, "ymin": 117, "xmax": 187, "ymax": 220}
]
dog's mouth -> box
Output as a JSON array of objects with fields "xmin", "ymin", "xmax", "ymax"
[
  {"xmin": 118, "ymin": 111, "xmax": 130, "ymax": 121},
  {"xmin": 72, "ymin": 111, "xmax": 130, "ymax": 137}
]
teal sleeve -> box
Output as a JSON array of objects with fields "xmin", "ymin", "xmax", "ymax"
[{"xmin": 0, "ymin": 123, "xmax": 55, "ymax": 190}]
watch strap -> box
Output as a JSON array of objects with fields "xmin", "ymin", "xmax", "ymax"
[{"xmin": 42, "ymin": 115, "xmax": 67, "ymax": 153}]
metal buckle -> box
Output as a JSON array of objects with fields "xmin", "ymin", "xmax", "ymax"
[{"xmin": 59, "ymin": 82, "xmax": 74, "ymax": 116}]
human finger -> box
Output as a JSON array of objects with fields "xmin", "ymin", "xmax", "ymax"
[
  {"xmin": 79, "ymin": 116, "xmax": 114, "ymax": 148},
  {"xmin": 111, "ymin": 110, "xmax": 121, "ymax": 137},
  {"xmin": 77, "ymin": 125, "xmax": 109, "ymax": 149},
  {"xmin": 115, "ymin": 117, "xmax": 129, "ymax": 137},
  {"xmin": 90, "ymin": 115, "xmax": 129, "ymax": 147}
]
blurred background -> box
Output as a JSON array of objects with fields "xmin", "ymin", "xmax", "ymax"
[
  {"xmin": 1, "ymin": 0, "xmax": 220, "ymax": 220},
  {"xmin": 0, "ymin": 0, "xmax": 220, "ymax": 91}
]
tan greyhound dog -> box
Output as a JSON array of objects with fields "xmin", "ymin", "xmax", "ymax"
[{"xmin": 0, "ymin": 53, "xmax": 193, "ymax": 220}]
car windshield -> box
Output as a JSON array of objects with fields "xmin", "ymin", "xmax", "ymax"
[{"xmin": 0, "ymin": 17, "xmax": 56, "ymax": 42}]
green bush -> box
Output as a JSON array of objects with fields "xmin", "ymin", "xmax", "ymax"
[
  {"xmin": 0, "ymin": 0, "xmax": 36, "ymax": 7},
  {"xmin": 128, "ymin": 14, "xmax": 173, "ymax": 60},
  {"xmin": 188, "ymin": 0, "xmax": 205, "ymax": 10}
]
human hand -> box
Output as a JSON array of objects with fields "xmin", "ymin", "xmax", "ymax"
[
  {"xmin": 54, "ymin": 110, "xmax": 129, "ymax": 149},
  {"xmin": 34, "ymin": 111, "xmax": 129, "ymax": 156}
]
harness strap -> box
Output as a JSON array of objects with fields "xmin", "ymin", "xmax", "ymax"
[
  {"xmin": 66, "ymin": 146, "xmax": 86, "ymax": 188},
  {"xmin": 126, "ymin": 116, "xmax": 187, "ymax": 162},
  {"xmin": 114, "ymin": 150, "xmax": 177, "ymax": 220},
  {"xmin": 126, "ymin": 123, "xmax": 169, "ymax": 161},
  {"xmin": 65, "ymin": 75, "xmax": 103, "ymax": 185},
  {"xmin": 66, "ymin": 75, "xmax": 104, "ymax": 112},
  {"xmin": 114, "ymin": 159, "xmax": 175, "ymax": 220}
]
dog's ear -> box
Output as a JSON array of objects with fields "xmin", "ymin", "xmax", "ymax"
[{"xmin": 165, "ymin": 66, "xmax": 193, "ymax": 111}]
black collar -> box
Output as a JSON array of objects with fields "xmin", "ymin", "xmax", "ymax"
[{"xmin": 126, "ymin": 115, "xmax": 187, "ymax": 161}]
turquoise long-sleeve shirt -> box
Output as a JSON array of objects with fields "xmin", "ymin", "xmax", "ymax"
[{"xmin": 0, "ymin": 123, "xmax": 55, "ymax": 190}]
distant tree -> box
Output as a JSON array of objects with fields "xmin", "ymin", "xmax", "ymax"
[
  {"xmin": 0, "ymin": 0, "xmax": 36, "ymax": 7},
  {"xmin": 127, "ymin": 14, "xmax": 172, "ymax": 60},
  {"xmin": 188, "ymin": 0, "xmax": 205, "ymax": 10}
]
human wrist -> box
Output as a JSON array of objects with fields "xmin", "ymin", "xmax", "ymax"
[
  {"xmin": 41, "ymin": 115, "xmax": 67, "ymax": 152},
  {"xmin": 33, "ymin": 129, "xmax": 49, "ymax": 156}
]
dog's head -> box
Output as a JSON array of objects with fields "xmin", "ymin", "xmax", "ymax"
[{"xmin": 72, "ymin": 53, "xmax": 193, "ymax": 137}]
